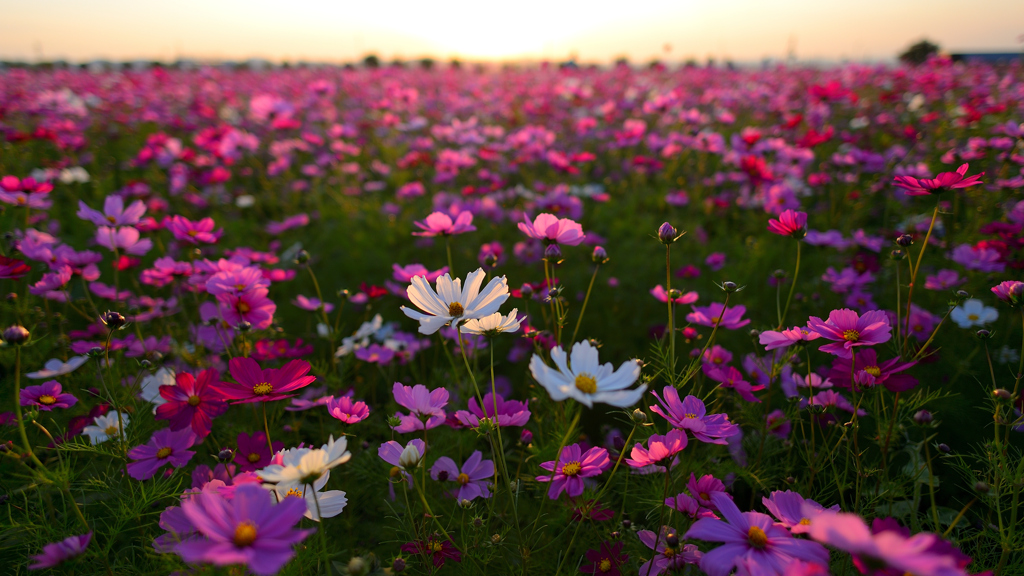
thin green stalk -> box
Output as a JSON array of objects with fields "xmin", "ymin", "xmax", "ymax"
[
  {"xmin": 570, "ymin": 263, "xmax": 601, "ymax": 344},
  {"xmin": 665, "ymin": 244, "xmax": 675, "ymax": 384},
  {"xmin": 777, "ymin": 241, "xmax": 801, "ymax": 330},
  {"xmin": 903, "ymin": 202, "xmax": 940, "ymax": 356},
  {"xmin": 13, "ymin": 347, "xmax": 46, "ymax": 469},
  {"xmin": 262, "ymin": 402, "xmax": 275, "ymax": 456}
]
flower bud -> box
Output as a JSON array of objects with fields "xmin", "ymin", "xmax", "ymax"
[
  {"xmin": 658, "ymin": 222, "xmax": 679, "ymax": 244},
  {"xmin": 621, "ymin": 517, "xmax": 632, "ymax": 530},
  {"xmin": 519, "ymin": 429, "xmax": 533, "ymax": 444},
  {"xmin": 913, "ymin": 410, "xmax": 933, "ymax": 425},
  {"xmin": 993, "ymin": 389, "xmax": 1012, "ymax": 401},
  {"xmin": 955, "ymin": 290, "xmax": 970, "ymax": 300},
  {"xmin": 88, "ymin": 346, "xmax": 105, "ymax": 358},
  {"xmin": 890, "ymin": 249, "xmax": 906, "ymax": 260},
  {"xmin": 721, "ymin": 281, "xmax": 739, "ymax": 293},
  {"xmin": 139, "ymin": 359, "xmax": 154, "ymax": 371},
  {"xmin": 772, "ymin": 269, "xmax": 787, "ymax": 279},
  {"xmin": 337, "ymin": 288, "xmax": 351, "ymax": 300},
  {"xmin": 392, "ymin": 558, "xmax": 407, "ymax": 573},
  {"xmin": 387, "ymin": 415, "xmax": 404, "ymax": 429},
  {"xmin": 975, "ymin": 481, "xmax": 990, "ymax": 494},
  {"xmin": 631, "ymin": 408, "xmax": 647, "ymax": 424},
  {"xmin": 665, "ymin": 531, "xmax": 680, "ymax": 548},
  {"xmin": 520, "ymin": 283, "xmax": 533, "ymax": 298},
  {"xmin": 896, "ymin": 234, "xmax": 914, "ymax": 247},
  {"xmin": 461, "ymin": 499, "xmax": 474, "ymax": 509},
  {"xmin": 667, "ymin": 288, "xmax": 682, "ymax": 300},
  {"xmin": 592, "ymin": 246, "xmax": 609, "ymax": 264},
  {"xmin": 484, "ymin": 253, "xmax": 499, "ymax": 268},
  {"xmin": 346, "ymin": 556, "xmax": 368, "ymax": 576},
  {"xmin": 2, "ymin": 325, "xmax": 30, "ymax": 345},
  {"xmin": 976, "ymin": 329, "xmax": 992, "ymax": 340},
  {"xmin": 938, "ymin": 443, "xmax": 951, "ymax": 454},
  {"xmin": 544, "ymin": 244, "xmax": 562, "ymax": 262},
  {"xmin": 235, "ymin": 320, "xmax": 252, "ymax": 333},
  {"xmin": 399, "ymin": 443, "xmax": 423, "ymax": 469},
  {"xmin": 294, "ymin": 250, "xmax": 310, "ymax": 265},
  {"xmin": 217, "ymin": 448, "xmax": 234, "ymax": 461}
]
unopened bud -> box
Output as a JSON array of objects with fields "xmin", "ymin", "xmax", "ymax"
[
  {"xmin": 520, "ymin": 283, "xmax": 534, "ymax": 298},
  {"xmin": 484, "ymin": 253, "xmax": 499, "ymax": 267},
  {"xmin": 890, "ymin": 249, "xmax": 906, "ymax": 260},
  {"xmin": 976, "ymin": 329, "xmax": 992, "ymax": 340},
  {"xmin": 592, "ymin": 245, "xmax": 609, "ymax": 264},
  {"xmin": 2, "ymin": 325, "xmax": 30, "ymax": 345},
  {"xmin": 398, "ymin": 443, "xmax": 423, "ymax": 469},
  {"xmin": 955, "ymin": 290, "xmax": 970, "ymax": 299},
  {"xmin": 217, "ymin": 448, "xmax": 234, "ymax": 461},
  {"xmin": 896, "ymin": 234, "xmax": 914, "ymax": 247},
  {"xmin": 337, "ymin": 289, "xmax": 350, "ymax": 300},
  {"xmin": 665, "ymin": 532, "xmax": 679, "ymax": 548},
  {"xmin": 721, "ymin": 281, "xmax": 739, "ymax": 293},
  {"xmin": 392, "ymin": 558, "xmax": 407, "ymax": 573},
  {"xmin": 938, "ymin": 443, "xmax": 951, "ymax": 454},
  {"xmin": 346, "ymin": 556, "xmax": 368, "ymax": 576},
  {"xmin": 975, "ymin": 481, "xmax": 990, "ymax": 494},
  {"xmin": 519, "ymin": 429, "xmax": 533, "ymax": 444},
  {"xmin": 235, "ymin": 320, "xmax": 252, "ymax": 333},
  {"xmin": 993, "ymin": 389, "xmax": 1012, "ymax": 401},
  {"xmin": 294, "ymin": 250, "xmax": 310, "ymax": 265},
  {"xmin": 913, "ymin": 410, "xmax": 933, "ymax": 424},
  {"xmin": 658, "ymin": 222, "xmax": 680, "ymax": 244},
  {"xmin": 631, "ymin": 408, "xmax": 647, "ymax": 424}
]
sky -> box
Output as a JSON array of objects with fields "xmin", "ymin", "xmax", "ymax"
[{"xmin": 1, "ymin": 0, "xmax": 1022, "ymax": 64}]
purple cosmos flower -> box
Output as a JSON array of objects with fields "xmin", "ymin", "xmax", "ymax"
[
  {"xmin": 355, "ymin": 343, "xmax": 395, "ymax": 364},
  {"xmin": 626, "ymin": 429, "xmax": 688, "ymax": 469},
  {"xmin": 827, "ymin": 349, "xmax": 918, "ymax": 393},
  {"xmin": 893, "ymin": 163, "xmax": 983, "ymax": 196},
  {"xmin": 638, "ymin": 526, "xmax": 702, "ymax": 575},
  {"xmin": 430, "ymin": 450, "xmax": 494, "ymax": 501},
  {"xmin": 536, "ymin": 443, "xmax": 609, "ymax": 499},
  {"xmin": 925, "ymin": 269, "xmax": 965, "ymax": 291},
  {"xmin": 705, "ymin": 252, "xmax": 727, "ymax": 271},
  {"xmin": 649, "ymin": 387, "xmax": 739, "ymax": 444},
  {"xmin": 292, "ymin": 295, "xmax": 334, "ymax": 313},
  {"xmin": 453, "ymin": 392, "xmax": 531, "ymax": 428},
  {"xmin": 392, "ymin": 381, "xmax": 448, "ymax": 421},
  {"xmin": 77, "ymin": 195, "xmax": 146, "ymax": 227},
  {"xmin": 806, "ymin": 309, "xmax": 891, "ymax": 359},
  {"xmin": 518, "ymin": 213, "xmax": 586, "ymax": 245},
  {"xmin": 689, "ymin": 473, "xmax": 729, "ymax": 509},
  {"xmin": 325, "ymin": 394, "xmax": 370, "ymax": 424},
  {"xmin": 702, "ymin": 364, "xmax": 764, "ymax": 403},
  {"xmin": 20, "ymin": 380, "xmax": 77, "ymax": 411},
  {"xmin": 94, "ymin": 226, "xmax": 153, "ymax": 255},
  {"xmin": 234, "ymin": 431, "xmax": 284, "ymax": 473},
  {"xmin": 412, "ymin": 210, "xmax": 475, "ymax": 236},
  {"xmin": 127, "ymin": 428, "xmax": 197, "ymax": 480},
  {"xmin": 665, "ymin": 492, "xmax": 718, "ymax": 521},
  {"xmin": 687, "ymin": 303, "xmax": 751, "ymax": 330},
  {"xmin": 762, "ymin": 491, "xmax": 839, "ymax": 534},
  {"xmin": 265, "ymin": 213, "xmax": 309, "ymax": 235},
  {"xmin": 379, "ymin": 438, "xmax": 426, "ymax": 476},
  {"xmin": 29, "ymin": 532, "xmax": 92, "ymax": 570},
  {"xmin": 685, "ymin": 492, "xmax": 829, "ymax": 576},
  {"xmin": 175, "ymin": 483, "xmax": 312, "ymax": 576},
  {"xmin": 949, "ymin": 244, "xmax": 1005, "ymax": 273},
  {"xmin": 758, "ymin": 327, "xmax": 821, "ymax": 351},
  {"xmin": 801, "ymin": 390, "xmax": 866, "ymax": 416},
  {"xmin": 401, "ymin": 536, "xmax": 462, "ymax": 568},
  {"xmin": 581, "ymin": 540, "xmax": 629, "ymax": 575}
]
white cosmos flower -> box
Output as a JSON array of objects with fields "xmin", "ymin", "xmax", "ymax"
[
  {"xmin": 460, "ymin": 308, "xmax": 522, "ymax": 335},
  {"xmin": 950, "ymin": 298, "xmax": 998, "ymax": 329},
  {"xmin": 138, "ymin": 367, "xmax": 175, "ymax": 408},
  {"xmin": 529, "ymin": 340, "xmax": 645, "ymax": 408},
  {"xmin": 82, "ymin": 412, "xmax": 130, "ymax": 445},
  {"xmin": 258, "ymin": 435, "xmax": 351, "ymax": 490},
  {"xmin": 273, "ymin": 484, "xmax": 348, "ymax": 522},
  {"xmin": 401, "ymin": 268, "xmax": 509, "ymax": 335},
  {"xmin": 26, "ymin": 356, "xmax": 88, "ymax": 379}
]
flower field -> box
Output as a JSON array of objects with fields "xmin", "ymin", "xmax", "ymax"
[{"xmin": 2, "ymin": 58, "xmax": 1024, "ymax": 575}]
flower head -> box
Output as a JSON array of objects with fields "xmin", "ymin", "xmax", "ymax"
[
  {"xmin": 401, "ymin": 268, "xmax": 509, "ymax": 334},
  {"xmin": 460, "ymin": 309, "xmax": 522, "ymax": 335},
  {"xmin": 155, "ymin": 369, "xmax": 228, "ymax": 438},
  {"xmin": 762, "ymin": 491, "xmax": 839, "ymax": 535},
  {"xmin": 325, "ymin": 395, "xmax": 370, "ymax": 424},
  {"xmin": 430, "ymin": 450, "xmax": 494, "ymax": 501},
  {"xmin": 536, "ymin": 443, "xmax": 609, "ymax": 499},
  {"xmin": 401, "ymin": 535, "xmax": 462, "ymax": 568},
  {"xmin": 649, "ymin": 387, "xmax": 739, "ymax": 444},
  {"xmin": 806, "ymin": 309, "xmax": 891, "ymax": 359},
  {"xmin": 259, "ymin": 436, "xmax": 351, "ymax": 491},
  {"xmin": 894, "ymin": 163, "xmax": 983, "ymax": 196},
  {"xmin": 638, "ymin": 526, "xmax": 702, "ymax": 575},
  {"xmin": 581, "ymin": 540, "xmax": 629, "ymax": 575},
  {"xmin": 82, "ymin": 411, "xmax": 130, "ymax": 444},
  {"xmin": 29, "ymin": 532, "xmax": 92, "ymax": 570},
  {"xmin": 234, "ymin": 431, "xmax": 284, "ymax": 473},
  {"xmin": 687, "ymin": 303, "xmax": 751, "ymax": 330},
  {"xmin": 529, "ymin": 340, "xmax": 644, "ymax": 408},
  {"xmin": 518, "ymin": 213, "xmax": 586, "ymax": 245},
  {"xmin": 625, "ymin": 429, "xmax": 688, "ymax": 469},
  {"xmin": 218, "ymin": 358, "xmax": 316, "ymax": 404},
  {"xmin": 20, "ymin": 380, "xmax": 77, "ymax": 411},
  {"xmin": 767, "ymin": 210, "xmax": 808, "ymax": 238},
  {"xmin": 413, "ymin": 210, "xmax": 475, "ymax": 236},
  {"xmin": 127, "ymin": 428, "xmax": 197, "ymax": 480},
  {"xmin": 454, "ymin": 392, "xmax": 531, "ymax": 428}
]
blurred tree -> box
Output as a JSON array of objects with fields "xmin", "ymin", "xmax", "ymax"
[
  {"xmin": 362, "ymin": 54, "xmax": 380, "ymax": 68},
  {"xmin": 900, "ymin": 40, "xmax": 939, "ymax": 66}
]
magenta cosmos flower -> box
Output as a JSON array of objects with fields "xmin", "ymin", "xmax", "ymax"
[
  {"xmin": 325, "ymin": 394, "xmax": 370, "ymax": 424},
  {"xmin": 412, "ymin": 210, "xmax": 475, "ymax": 236},
  {"xmin": 77, "ymin": 195, "xmax": 146, "ymax": 227},
  {"xmin": 689, "ymin": 473, "xmax": 728, "ymax": 509},
  {"xmin": 292, "ymin": 295, "xmax": 334, "ymax": 313},
  {"xmin": 536, "ymin": 443, "xmax": 610, "ymax": 499},
  {"xmin": 430, "ymin": 450, "xmax": 494, "ymax": 501},
  {"xmin": 218, "ymin": 358, "xmax": 316, "ymax": 403},
  {"xmin": 762, "ymin": 491, "xmax": 839, "ymax": 535},
  {"xmin": 650, "ymin": 285, "xmax": 699, "ymax": 305},
  {"xmin": 649, "ymin": 387, "xmax": 739, "ymax": 444},
  {"xmin": 992, "ymin": 280, "xmax": 1024, "ymax": 307},
  {"xmin": 758, "ymin": 327, "xmax": 821, "ymax": 351},
  {"xmin": 453, "ymin": 392, "xmax": 530, "ymax": 428},
  {"xmin": 165, "ymin": 215, "xmax": 223, "ymax": 244},
  {"xmin": 401, "ymin": 535, "xmax": 462, "ymax": 568},
  {"xmin": 893, "ymin": 163, "xmax": 983, "ymax": 196},
  {"xmin": 234, "ymin": 431, "xmax": 284, "ymax": 473},
  {"xmin": 767, "ymin": 209, "xmax": 808, "ymax": 238},
  {"xmin": 127, "ymin": 428, "xmax": 197, "ymax": 480},
  {"xmin": 518, "ymin": 213, "xmax": 586, "ymax": 245},
  {"xmin": 20, "ymin": 380, "xmax": 77, "ymax": 411},
  {"xmin": 827, "ymin": 349, "xmax": 918, "ymax": 393},
  {"xmin": 0, "ymin": 255, "xmax": 31, "ymax": 280},
  {"xmin": 685, "ymin": 492, "xmax": 829, "ymax": 576},
  {"xmin": 155, "ymin": 369, "xmax": 228, "ymax": 438},
  {"xmin": 806, "ymin": 309, "xmax": 891, "ymax": 359},
  {"xmin": 581, "ymin": 540, "xmax": 629, "ymax": 576},
  {"xmin": 176, "ymin": 483, "xmax": 312, "ymax": 576},
  {"xmin": 626, "ymin": 429, "xmax": 688, "ymax": 469},
  {"xmin": 687, "ymin": 303, "xmax": 751, "ymax": 330},
  {"xmin": 94, "ymin": 226, "xmax": 152, "ymax": 255},
  {"xmin": 29, "ymin": 532, "xmax": 92, "ymax": 570}
]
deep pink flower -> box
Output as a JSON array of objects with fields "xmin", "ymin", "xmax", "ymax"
[
  {"xmin": 218, "ymin": 358, "xmax": 316, "ymax": 404},
  {"xmin": 924, "ymin": 270, "xmax": 965, "ymax": 291},
  {"xmin": 665, "ymin": 492, "xmax": 718, "ymax": 521},
  {"xmin": 176, "ymin": 483, "xmax": 312, "ymax": 575},
  {"xmin": 626, "ymin": 429, "xmax": 688, "ymax": 469},
  {"xmin": 392, "ymin": 263, "xmax": 448, "ymax": 283},
  {"xmin": 827, "ymin": 349, "xmax": 918, "ymax": 393},
  {"xmin": 325, "ymin": 395, "xmax": 370, "ymax": 424},
  {"xmin": 767, "ymin": 209, "xmax": 808, "ymax": 238},
  {"xmin": 992, "ymin": 280, "xmax": 1024, "ymax": 307},
  {"xmin": 401, "ymin": 536, "xmax": 462, "ymax": 568},
  {"xmin": 216, "ymin": 290, "xmax": 276, "ymax": 330},
  {"xmin": 77, "ymin": 195, "xmax": 146, "ymax": 227},
  {"xmin": 166, "ymin": 215, "xmax": 223, "ymax": 244},
  {"xmin": 265, "ymin": 213, "xmax": 309, "ymax": 235},
  {"xmin": 453, "ymin": 392, "xmax": 531, "ymax": 428},
  {"xmin": 650, "ymin": 285, "xmax": 699, "ymax": 305},
  {"xmin": 581, "ymin": 540, "xmax": 629, "ymax": 575},
  {"xmin": 702, "ymin": 364, "xmax": 764, "ymax": 403},
  {"xmin": 536, "ymin": 443, "xmax": 609, "ymax": 499},
  {"xmin": 127, "ymin": 428, "xmax": 197, "ymax": 480},
  {"xmin": 234, "ymin": 431, "xmax": 284, "ymax": 473},
  {"xmin": 806, "ymin": 309, "xmax": 891, "ymax": 359},
  {"xmin": 649, "ymin": 387, "xmax": 739, "ymax": 444},
  {"xmin": 0, "ymin": 255, "xmax": 31, "ymax": 280},
  {"xmin": 893, "ymin": 163, "xmax": 983, "ymax": 196},
  {"xmin": 29, "ymin": 265, "xmax": 72, "ymax": 296},
  {"xmin": 430, "ymin": 450, "xmax": 494, "ymax": 501},
  {"xmin": 155, "ymin": 369, "xmax": 228, "ymax": 438},
  {"xmin": 28, "ymin": 532, "xmax": 91, "ymax": 570},
  {"xmin": 518, "ymin": 213, "xmax": 586, "ymax": 245},
  {"xmin": 412, "ymin": 210, "xmax": 475, "ymax": 236},
  {"xmin": 689, "ymin": 473, "xmax": 728, "ymax": 509},
  {"xmin": 687, "ymin": 303, "xmax": 751, "ymax": 330},
  {"xmin": 762, "ymin": 491, "xmax": 839, "ymax": 535},
  {"xmin": 20, "ymin": 380, "xmax": 77, "ymax": 411},
  {"xmin": 685, "ymin": 492, "xmax": 829, "ymax": 576}
]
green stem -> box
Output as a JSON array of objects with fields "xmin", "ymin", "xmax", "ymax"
[
  {"xmin": 13, "ymin": 347, "xmax": 46, "ymax": 468},
  {"xmin": 903, "ymin": 202, "xmax": 940, "ymax": 356},
  {"xmin": 570, "ymin": 263, "xmax": 601, "ymax": 344},
  {"xmin": 262, "ymin": 402, "xmax": 275, "ymax": 456},
  {"xmin": 778, "ymin": 241, "xmax": 801, "ymax": 330}
]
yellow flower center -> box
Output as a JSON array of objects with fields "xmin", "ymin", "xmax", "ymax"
[
  {"xmin": 799, "ymin": 518, "xmax": 811, "ymax": 525},
  {"xmin": 430, "ymin": 541, "xmax": 444, "ymax": 553},
  {"xmin": 247, "ymin": 452, "xmax": 261, "ymax": 463},
  {"xmin": 711, "ymin": 316, "xmax": 721, "ymax": 324},
  {"xmin": 38, "ymin": 395, "xmax": 57, "ymax": 405},
  {"xmin": 156, "ymin": 447, "xmax": 173, "ymax": 459},
  {"xmin": 285, "ymin": 488, "xmax": 303, "ymax": 498},
  {"xmin": 457, "ymin": 473, "xmax": 470, "ymax": 485},
  {"xmin": 662, "ymin": 547, "xmax": 676, "ymax": 558},
  {"xmin": 843, "ymin": 329, "xmax": 860, "ymax": 342},
  {"xmin": 562, "ymin": 461, "xmax": 582, "ymax": 476},
  {"xmin": 968, "ymin": 313, "xmax": 979, "ymax": 321},
  {"xmin": 390, "ymin": 466, "xmax": 403, "ymax": 478},
  {"xmin": 233, "ymin": 521, "xmax": 258, "ymax": 547},
  {"xmin": 237, "ymin": 301, "xmax": 251, "ymax": 313},
  {"xmin": 747, "ymin": 526, "xmax": 768, "ymax": 549},
  {"xmin": 574, "ymin": 373, "xmax": 597, "ymax": 394},
  {"xmin": 599, "ymin": 558, "xmax": 612, "ymax": 572},
  {"xmin": 252, "ymin": 383, "xmax": 273, "ymax": 395},
  {"xmin": 106, "ymin": 215, "xmax": 117, "ymax": 223},
  {"xmin": 864, "ymin": 366, "xmax": 881, "ymax": 377},
  {"xmin": 105, "ymin": 425, "xmax": 119, "ymax": 436},
  {"xmin": 685, "ymin": 413, "xmax": 697, "ymax": 419},
  {"xmin": 187, "ymin": 229, "xmax": 198, "ymax": 237},
  {"xmin": 448, "ymin": 302, "xmax": 464, "ymax": 317},
  {"xmin": 187, "ymin": 395, "xmax": 201, "ymax": 406},
  {"xmin": 235, "ymin": 283, "xmax": 247, "ymax": 290}
]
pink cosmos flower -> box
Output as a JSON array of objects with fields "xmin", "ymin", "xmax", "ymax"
[
  {"xmin": 702, "ymin": 364, "xmax": 763, "ymax": 403},
  {"xmin": 767, "ymin": 209, "xmax": 808, "ymax": 238},
  {"xmin": 687, "ymin": 303, "xmax": 751, "ymax": 330},
  {"xmin": 29, "ymin": 265, "xmax": 72, "ymax": 296},
  {"xmin": 893, "ymin": 163, "xmax": 983, "ymax": 196},
  {"xmin": 0, "ymin": 255, "xmax": 31, "ymax": 279},
  {"xmin": 392, "ymin": 381, "xmax": 448, "ymax": 420},
  {"xmin": 20, "ymin": 380, "xmax": 77, "ymax": 411},
  {"xmin": 325, "ymin": 395, "xmax": 370, "ymax": 424},
  {"xmin": 430, "ymin": 450, "xmax": 494, "ymax": 501},
  {"xmin": 518, "ymin": 213, "xmax": 586, "ymax": 245},
  {"xmin": 626, "ymin": 429, "xmax": 688, "ymax": 469},
  {"xmin": 650, "ymin": 285, "xmax": 699, "ymax": 305},
  {"xmin": 218, "ymin": 358, "xmax": 316, "ymax": 404},
  {"xmin": 127, "ymin": 428, "xmax": 197, "ymax": 480},
  {"xmin": 684, "ymin": 492, "xmax": 829, "ymax": 576},
  {"xmin": 165, "ymin": 215, "xmax": 223, "ymax": 244},
  {"xmin": 77, "ymin": 195, "xmax": 146, "ymax": 227},
  {"xmin": 758, "ymin": 327, "xmax": 821, "ymax": 351},
  {"xmin": 536, "ymin": 443, "xmax": 609, "ymax": 499},
  {"xmin": 28, "ymin": 532, "xmax": 92, "ymax": 570},
  {"xmin": 649, "ymin": 387, "xmax": 739, "ymax": 444},
  {"xmin": 992, "ymin": 280, "xmax": 1024, "ymax": 306},
  {"xmin": 95, "ymin": 226, "xmax": 153, "ymax": 255},
  {"xmin": 949, "ymin": 244, "xmax": 1005, "ymax": 273},
  {"xmin": 234, "ymin": 431, "xmax": 284, "ymax": 473},
  {"xmin": 155, "ymin": 369, "xmax": 228, "ymax": 438},
  {"xmin": 638, "ymin": 526, "xmax": 702, "ymax": 575},
  {"xmin": 689, "ymin": 473, "xmax": 728, "ymax": 509},
  {"xmin": 453, "ymin": 392, "xmax": 531, "ymax": 428},
  {"xmin": 265, "ymin": 213, "xmax": 309, "ymax": 235},
  {"xmin": 216, "ymin": 290, "xmax": 276, "ymax": 330},
  {"xmin": 0, "ymin": 176, "xmax": 52, "ymax": 209},
  {"xmin": 665, "ymin": 492, "xmax": 718, "ymax": 521},
  {"xmin": 292, "ymin": 295, "xmax": 334, "ymax": 313},
  {"xmin": 827, "ymin": 349, "xmax": 918, "ymax": 393},
  {"xmin": 762, "ymin": 491, "xmax": 839, "ymax": 535},
  {"xmin": 392, "ymin": 263, "xmax": 449, "ymax": 283},
  {"xmin": 806, "ymin": 309, "xmax": 891, "ymax": 359},
  {"xmin": 412, "ymin": 210, "xmax": 475, "ymax": 236},
  {"xmin": 175, "ymin": 483, "xmax": 312, "ymax": 576}
]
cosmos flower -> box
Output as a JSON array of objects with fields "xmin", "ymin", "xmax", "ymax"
[
  {"xmin": 234, "ymin": 431, "xmax": 284, "ymax": 473},
  {"xmin": 536, "ymin": 443, "xmax": 610, "ymax": 499},
  {"xmin": 127, "ymin": 428, "xmax": 197, "ymax": 480},
  {"xmin": 761, "ymin": 491, "xmax": 839, "ymax": 534},
  {"xmin": 638, "ymin": 526, "xmax": 702, "ymax": 576},
  {"xmin": 292, "ymin": 295, "xmax": 334, "ymax": 313},
  {"xmin": 325, "ymin": 394, "xmax": 370, "ymax": 424},
  {"xmin": 459, "ymin": 309, "xmax": 522, "ymax": 335},
  {"xmin": 529, "ymin": 340, "xmax": 644, "ymax": 408},
  {"xmin": 77, "ymin": 195, "xmax": 146, "ymax": 227},
  {"xmin": 165, "ymin": 215, "xmax": 223, "ymax": 244},
  {"xmin": 767, "ymin": 209, "xmax": 808, "ymax": 238},
  {"xmin": 893, "ymin": 163, "xmax": 983, "ymax": 196},
  {"xmin": 453, "ymin": 392, "xmax": 531, "ymax": 428},
  {"xmin": 650, "ymin": 285, "xmax": 699, "ymax": 305},
  {"xmin": 649, "ymin": 387, "xmax": 739, "ymax": 444},
  {"xmin": 806, "ymin": 309, "xmax": 891, "ymax": 359},
  {"xmin": 28, "ymin": 532, "xmax": 92, "ymax": 570},
  {"xmin": 950, "ymin": 299, "xmax": 998, "ymax": 329},
  {"xmin": 580, "ymin": 540, "xmax": 629, "ymax": 576},
  {"xmin": 401, "ymin": 536, "xmax": 462, "ymax": 568},
  {"xmin": 94, "ymin": 226, "xmax": 153, "ymax": 255},
  {"xmin": 259, "ymin": 436, "xmax": 351, "ymax": 493},
  {"xmin": 82, "ymin": 411, "xmax": 130, "ymax": 445},
  {"xmin": 625, "ymin": 429, "xmax": 688, "ymax": 469},
  {"xmin": 826, "ymin": 349, "xmax": 918, "ymax": 393},
  {"xmin": 218, "ymin": 358, "xmax": 316, "ymax": 404},
  {"xmin": 758, "ymin": 327, "xmax": 821, "ymax": 351},
  {"xmin": 155, "ymin": 369, "xmax": 228, "ymax": 438},
  {"xmin": 687, "ymin": 303, "xmax": 751, "ymax": 330},
  {"xmin": 991, "ymin": 280, "xmax": 1024, "ymax": 306},
  {"xmin": 430, "ymin": 450, "xmax": 494, "ymax": 501},
  {"xmin": 20, "ymin": 380, "xmax": 77, "ymax": 411},
  {"xmin": 401, "ymin": 268, "xmax": 510, "ymax": 334},
  {"xmin": 26, "ymin": 356, "xmax": 88, "ymax": 379},
  {"xmin": 412, "ymin": 210, "xmax": 475, "ymax": 236},
  {"xmin": 0, "ymin": 255, "xmax": 31, "ymax": 280},
  {"xmin": 689, "ymin": 473, "xmax": 729, "ymax": 509},
  {"xmin": 517, "ymin": 213, "xmax": 586, "ymax": 245}
]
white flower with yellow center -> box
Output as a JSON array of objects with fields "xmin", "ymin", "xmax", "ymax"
[
  {"xmin": 274, "ymin": 484, "xmax": 348, "ymax": 522},
  {"xmin": 460, "ymin": 309, "xmax": 522, "ymax": 336},
  {"xmin": 401, "ymin": 268, "xmax": 509, "ymax": 334},
  {"xmin": 82, "ymin": 412, "xmax": 131, "ymax": 445},
  {"xmin": 529, "ymin": 340, "xmax": 645, "ymax": 408},
  {"xmin": 258, "ymin": 435, "xmax": 351, "ymax": 491},
  {"xmin": 950, "ymin": 298, "xmax": 998, "ymax": 329}
]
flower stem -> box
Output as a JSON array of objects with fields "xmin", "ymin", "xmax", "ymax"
[
  {"xmin": 903, "ymin": 202, "xmax": 940, "ymax": 356},
  {"xmin": 778, "ymin": 241, "xmax": 801, "ymax": 330},
  {"xmin": 570, "ymin": 263, "xmax": 601, "ymax": 344},
  {"xmin": 262, "ymin": 402, "xmax": 275, "ymax": 456},
  {"xmin": 13, "ymin": 347, "xmax": 46, "ymax": 469}
]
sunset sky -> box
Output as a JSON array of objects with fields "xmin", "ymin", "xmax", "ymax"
[{"xmin": 1, "ymin": 0, "xmax": 1021, "ymax": 64}]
